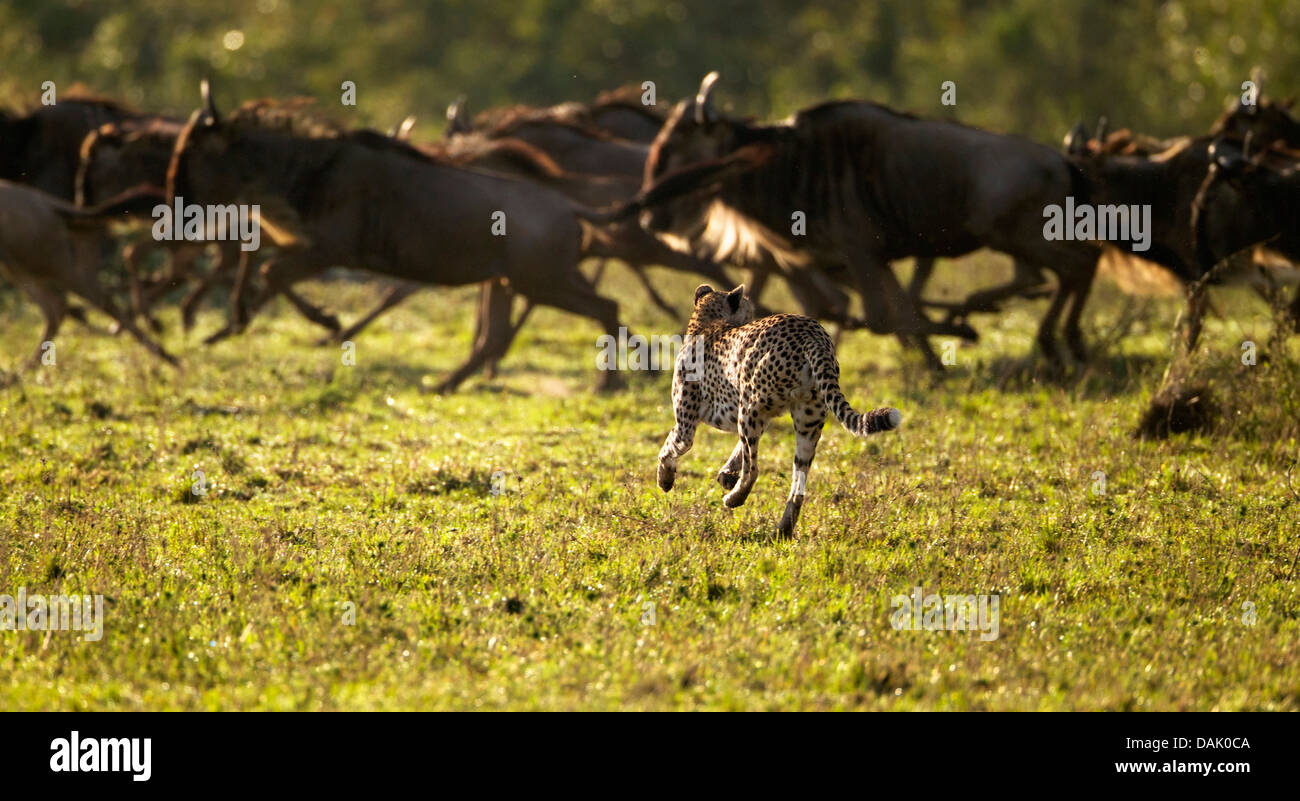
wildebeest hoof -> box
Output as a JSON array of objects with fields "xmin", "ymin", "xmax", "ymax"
[
  {"xmin": 656, "ymin": 464, "xmax": 675, "ymax": 492},
  {"xmin": 716, "ymin": 470, "xmax": 739, "ymax": 489}
]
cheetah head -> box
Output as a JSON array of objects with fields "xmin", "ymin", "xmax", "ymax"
[{"xmin": 691, "ymin": 284, "xmax": 755, "ymax": 328}]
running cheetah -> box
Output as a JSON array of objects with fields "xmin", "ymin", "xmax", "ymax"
[{"xmin": 656, "ymin": 284, "xmax": 901, "ymax": 537}]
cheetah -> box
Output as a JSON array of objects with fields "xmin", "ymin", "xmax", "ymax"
[{"xmin": 656, "ymin": 284, "xmax": 901, "ymax": 537}]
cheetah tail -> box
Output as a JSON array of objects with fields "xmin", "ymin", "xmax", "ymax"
[{"xmin": 810, "ymin": 352, "xmax": 901, "ymax": 437}]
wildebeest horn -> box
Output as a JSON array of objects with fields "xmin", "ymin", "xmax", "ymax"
[
  {"xmin": 445, "ymin": 96, "xmax": 470, "ymax": 137},
  {"xmin": 1064, "ymin": 121, "xmax": 1088, "ymax": 155},
  {"xmin": 393, "ymin": 116, "xmax": 417, "ymax": 141},
  {"xmin": 200, "ymin": 78, "xmax": 219, "ymax": 125},
  {"xmin": 447, "ymin": 96, "xmax": 466, "ymax": 122},
  {"xmin": 695, "ymin": 71, "xmax": 720, "ymax": 125},
  {"xmin": 1094, "ymin": 116, "xmax": 1109, "ymax": 143}
]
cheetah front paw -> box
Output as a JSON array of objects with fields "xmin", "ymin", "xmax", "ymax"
[
  {"xmin": 656, "ymin": 463, "xmax": 675, "ymax": 492},
  {"xmin": 716, "ymin": 469, "xmax": 739, "ymax": 490}
]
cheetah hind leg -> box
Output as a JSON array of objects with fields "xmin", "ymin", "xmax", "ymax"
[
  {"xmin": 716, "ymin": 440, "xmax": 744, "ymax": 490},
  {"xmin": 722, "ymin": 412, "xmax": 767, "ymax": 509},
  {"xmin": 778, "ymin": 409, "xmax": 825, "ymax": 538}
]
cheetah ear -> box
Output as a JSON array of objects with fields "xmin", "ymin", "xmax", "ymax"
[
  {"xmin": 725, "ymin": 285, "xmax": 745, "ymax": 312},
  {"xmin": 694, "ymin": 284, "xmax": 714, "ymax": 304}
]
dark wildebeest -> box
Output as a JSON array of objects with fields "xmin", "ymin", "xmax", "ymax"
[
  {"xmin": 0, "ymin": 181, "xmax": 178, "ymax": 374},
  {"xmin": 462, "ymin": 95, "xmax": 873, "ymax": 343},
  {"xmin": 446, "ymin": 85, "xmax": 668, "ymax": 145},
  {"xmin": 76, "ymin": 117, "xmax": 253, "ymax": 332},
  {"xmin": 588, "ymin": 84, "xmax": 670, "ymax": 144},
  {"xmin": 311, "ymin": 116, "xmax": 731, "ymax": 347},
  {"xmin": 167, "ymin": 83, "xmax": 632, "ymax": 392},
  {"xmin": 1, "ymin": 95, "xmax": 152, "ymax": 323},
  {"xmin": 633, "ymin": 73, "xmax": 1103, "ymax": 364},
  {"xmin": 1192, "ymin": 136, "xmax": 1300, "ymax": 331},
  {"xmin": 0, "ymin": 94, "xmax": 147, "ymax": 199},
  {"xmin": 1208, "ymin": 71, "xmax": 1300, "ymax": 152}
]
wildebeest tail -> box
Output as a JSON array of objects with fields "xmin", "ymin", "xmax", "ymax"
[
  {"xmin": 57, "ymin": 185, "xmax": 165, "ymax": 229},
  {"xmin": 809, "ymin": 347, "xmax": 901, "ymax": 436}
]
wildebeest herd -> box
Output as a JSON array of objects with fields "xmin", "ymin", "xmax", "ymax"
[{"xmin": 1, "ymin": 72, "xmax": 1299, "ymax": 391}]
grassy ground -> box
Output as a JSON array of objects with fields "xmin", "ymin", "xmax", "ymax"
[{"xmin": 1, "ymin": 254, "xmax": 1297, "ymax": 710}]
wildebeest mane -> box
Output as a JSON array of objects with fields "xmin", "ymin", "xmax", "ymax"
[
  {"xmin": 593, "ymin": 84, "xmax": 667, "ymax": 118},
  {"xmin": 425, "ymin": 135, "xmax": 565, "ymax": 178},
  {"xmin": 475, "ymin": 104, "xmax": 618, "ymax": 141}
]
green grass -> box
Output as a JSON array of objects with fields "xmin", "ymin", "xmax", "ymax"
[{"xmin": 1, "ymin": 256, "xmax": 1298, "ymax": 710}]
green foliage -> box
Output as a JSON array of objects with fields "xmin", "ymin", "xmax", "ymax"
[{"xmin": 4, "ymin": 1, "xmax": 1300, "ymax": 142}]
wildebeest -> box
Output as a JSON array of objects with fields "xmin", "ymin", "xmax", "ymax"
[
  {"xmin": 1193, "ymin": 136, "xmax": 1300, "ymax": 329},
  {"xmin": 75, "ymin": 117, "xmax": 252, "ymax": 332},
  {"xmin": 0, "ymin": 180, "xmax": 177, "ymax": 374},
  {"xmin": 167, "ymin": 82, "xmax": 634, "ymax": 392},
  {"xmin": 1209, "ymin": 74, "xmax": 1300, "ymax": 152},
  {"xmin": 633, "ymin": 72, "xmax": 1102, "ymax": 364},
  {"xmin": 0, "ymin": 94, "xmax": 145, "ymax": 199},
  {"xmin": 463, "ymin": 94, "xmax": 908, "ymax": 359}
]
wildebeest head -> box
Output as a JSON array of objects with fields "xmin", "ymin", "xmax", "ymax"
[
  {"xmin": 1211, "ymin": 71, "xmax": 1300, "ymax": 150},
  {"xmin": 167, "ymin": 79, "xmax": 237, "ymax": 204},
  {"xmin": 77, "ymin": 119, "xmax": 182, "ymax": 206},
  {"xmin": 1191, "ymin": 133, "xmax": 1300, "ymax": 275},
  {"xmin": 640, "ymin": 72, "xmax": 745, "ymax": 241},
  {"xmin": 168, "ymin": 79, "xmax": 329, "ymax": 208}
]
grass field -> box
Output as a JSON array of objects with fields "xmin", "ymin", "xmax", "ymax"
[{"xmin": 1, "ymin": 255, "xmax": 1298, "ymax": 710}]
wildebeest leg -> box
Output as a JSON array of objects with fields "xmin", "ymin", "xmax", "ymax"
[
  {"xmin": 18, "ymin": 283, "xmax": 67, "ymax": 372},
  {"xmin": 747, "ymin": 263, "xmax": 772, "ymax": 305},
  {"xmin": 72, "ymin": 276, "xmax": 179, "ymax": 366},
  {"xmin": 482, "ymin": 280, "xmax": 538, "ymax": 380},
  {"xmin": 907, "ymin": 257, "xmax": 936, "ymax": 302},
  {"xmin": 518, "ymin": 274, "xmax": 626, "ymax": 392},
  {"xmin": 785, "ymin": 269, "xmax": 852, "ymax": 323},
  {"xmin": 178, "ymin": 243, "xmax": 239, "ymax": 332},
  {"xmin": 631, "ymin": 267, "xmax": 680, "ymax": 320},
  {"xmin": 848, "ymin": 252, "xmax": 977, "ymax": 341},
  {"xmin": 1062, "ymin": 256, "xmax": 1099, "ymax": 362},
  {"xmin": 950, "ymin": 259, "xmax": 1049, "ymax": 316},
  {"xmin": 205, "ymin": 250, "xmax": 321, "ymax": 344},
  {"xmin": 1035, "ymin": 283, "xmax": 1071, "ymax": 365},
  {"xmin": 278, "ymin": 287, "xmax": 341, "ymax": 336},
  {"xmin": 331, "ymin": 281, "xmax": 422, "ymax": 343},
  {"xmin": 133, "ymin": 244, "xmax": 201, "ymax": 333},
  {"xmin": 121, "ymin": 239, "xmax": 149, "ymax": 328},
  {"xmin": 433, "ymin": 279, "xmax": 519, "ymax": 394}
]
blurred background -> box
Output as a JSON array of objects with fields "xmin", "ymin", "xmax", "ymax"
[{"xmin": 2, "ymin": 0, "xmax": 1299, "ymax": 146}]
